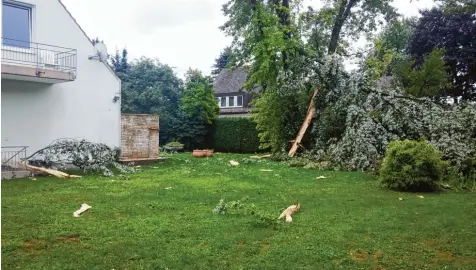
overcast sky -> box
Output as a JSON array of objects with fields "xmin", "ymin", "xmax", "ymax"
[{"xmin": 61, "ymin": 0, "xmax": 435, "ymax": 78}]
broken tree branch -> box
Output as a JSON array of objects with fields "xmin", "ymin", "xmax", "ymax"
[
  {"xmin": 288, "ymin": 88, "xmax": 319, "ymax": 157},
  {"xmin": 26, "ymin": 164, "xmax": 81, "ymax": 178}
]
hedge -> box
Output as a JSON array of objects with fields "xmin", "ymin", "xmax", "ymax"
[{"xmin": 205, "ymin": 117, "xmax": 262, "ymax": 153}]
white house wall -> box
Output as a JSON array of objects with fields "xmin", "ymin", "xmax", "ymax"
[{"xmin": 1, "ymin": 0, "xmax": 121, "ymax": 156}]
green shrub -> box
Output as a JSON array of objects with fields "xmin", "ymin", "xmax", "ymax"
[
  {"xmin": 206, "ymin": 117, "xmax": 262, "ymax": 153},
  {"xmin": 444, "ymin": 153, "xmax": 476, "ymax": 191},
  {"xmin": 165, "ymin": 141, "xmax": 184, "ymax": 147},
  {"xmin": 379, "ymin": 139, "xmax": 446, "ymax": 191}
]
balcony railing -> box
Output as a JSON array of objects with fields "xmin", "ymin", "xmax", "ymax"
[
  {"xmin": 1, "ymin": 38, "xmax": 77, "ymax": 75},
  {"xmin": 1, "ymin": 146, "xmax": 28, "ymax": 172}
]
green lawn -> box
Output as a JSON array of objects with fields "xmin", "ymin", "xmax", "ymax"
[{"xmin": 2, "ymin": 153, "xmax": 476, "ymax": 269}]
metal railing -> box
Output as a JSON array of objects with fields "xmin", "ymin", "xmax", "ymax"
[
  {"xmin": 1, "ymin": 38, "xmax": 77, "ymax": 75},
  {"xmin": 1, "ymin": 146, "xmax": 28, "ymax": 172}
]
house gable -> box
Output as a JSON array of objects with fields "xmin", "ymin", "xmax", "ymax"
[{"xmin": 57, "ymin": 0, "xmax": 120, "ymax": 82}]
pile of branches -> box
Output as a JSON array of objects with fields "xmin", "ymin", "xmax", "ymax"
[
  {"xmin": 26, "ymin": 138, "xmax": 137, "ymax": 177},
  {"xmin": 265, "ymin": 55, "xmax": 476, "ymax": 185}
]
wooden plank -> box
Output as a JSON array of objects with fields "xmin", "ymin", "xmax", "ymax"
[
  {"xmin": 250, "ymin": 154, "xmax": 272, "ymax": 159},
  {"xmin": 26, "ymin": 164, "xmax": 81, "ymax": 178},
  {"xmin": 288, "ymin": 88, "xmax": 319, "ymax": 157}
]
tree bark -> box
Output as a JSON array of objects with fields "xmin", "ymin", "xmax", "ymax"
[
  {"xmin": 328, "ymin": 0, "xmax": 359, "ymax": 54},
  {"xmin": 288, "ymin": 88, "xmax": 319, "ymax": 157}
]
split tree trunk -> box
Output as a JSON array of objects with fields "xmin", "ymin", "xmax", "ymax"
[{"xmin": 288, "ymin": 88, "xmax": 319, "ymax": 157}]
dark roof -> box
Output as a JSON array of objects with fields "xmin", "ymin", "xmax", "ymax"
[{"xmin": 213, "ymin": 68, "xmax": 249, "ymax": 94}]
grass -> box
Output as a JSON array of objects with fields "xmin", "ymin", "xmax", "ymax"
[{"xmin": 2, "ymin": 153, "xmax": 476, "ymax": 269}]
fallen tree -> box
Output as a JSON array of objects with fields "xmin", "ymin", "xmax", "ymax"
[{"xmin": 25, "ymin": 139, "xmax": 137, "ymax": 177}]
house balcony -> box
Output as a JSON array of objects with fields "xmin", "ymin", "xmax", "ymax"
[{"xmin": 1, "ymin": 38, "xmax": 77, "ymax": 84}]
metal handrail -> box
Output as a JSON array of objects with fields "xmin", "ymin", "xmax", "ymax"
[
  {"xmin": 1, "ymin": 37, "xmax": 77, "ymax": 74},
  {"xmin": 1, "ymin": 146, "xmax": 28, "ymax": 173},
  {"xmin": 1, "ymin": 146, "xmax": 28, "ymax": 165}
]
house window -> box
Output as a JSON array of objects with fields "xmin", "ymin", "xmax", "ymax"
[
  {"xmin": 2, "ymin": 1, "xmax": 32, "ymax": 48},
  {"xmin": 237, "ymin": 96, "xmax": 243, "ymax": 107},
  {"xmin": 217, "ymin": 95, "xmax": 244, "ymax": 108}
]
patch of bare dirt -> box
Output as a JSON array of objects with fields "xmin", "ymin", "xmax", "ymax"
[
  {"xmin": 429, "ymin": 250, "xmax": 476, "ymax": 268},
  {"xmin": 22, "ymin": 239, "xmax": 47, "ymax": 254},
  {"xmin": 422, "ymin": 239, "xmax": 440, "ymax": 248},
  {"xmin": 453, "ymin": 256, "xmax": 476, "ymax": 267},
  {"xmin": 57, "ymin": 235, "xmax": 80, "ymax": 244},
  {"xmin": 349, "ymin": 249, "xmax": 368, "ymax": 262},
  {"xmin": 236, "ymin": 241, "xmax": 245, "ymax": 246},
  {"xmin": 335, "ymin": 249, "xmax": 386, "ymax": 269},
  {"xmin": 431, "ymin": 251, "xmax": 454, "ymax": 263}
]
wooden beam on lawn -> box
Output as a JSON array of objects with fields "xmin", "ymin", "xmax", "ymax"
[
  {"xmin": 288, "ymin": 88, "xmax": 319, "ymax": 157},
  {"xmin": 26, "ymin": 164, "xmax": 81, "ymax": 178}
]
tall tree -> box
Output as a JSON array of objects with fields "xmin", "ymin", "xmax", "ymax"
[
  {"xmin": 394, "ymin": 48, "xmax": 451, "ymax": 98},
  {"xmin": 91, "ymin": 37, "xmax": 103, "ymax": 45},
  {"xmin": 211, "ymin": 46, "xmax": 237, "ymax": 77},
  {"xmin": 407, "ymin": 7, "xmax": 476, "ymax": 102},
  {"xmin": 301, "ymin": 0, "xmax": 398, "ymax": 55},
  {"xmin": 180, "ymin": 69, "xmax": 219, "ymax": 125},
  {"xmin": 437, "ymin": 0, "xmax": 476, "ymax": 12},
  {"xmin": 120, "ymin": 57, "xmax": 183, "ymax": 144},
  {"xmin": 220, "ymin": 0, "xmax": 402, "ymax": 152},
  {"xmin": 109, "ymin": 48, "xmax": 130, "ymax": 76},
  {"xmin": 363, "ymin": 18, "xmax": 415, "ymax": 80},
  {"xmin": 175, "ymin": 69, "xmax": 219, "ymax": 148}
]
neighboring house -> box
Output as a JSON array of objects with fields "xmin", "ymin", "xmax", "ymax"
[
  {"xmin": 213, "ymin": 68, "xmax": 258, "ymax": 117},
  {"xmin": 1, "ymin": 0, "xmax": 121, "ymax": 176}
]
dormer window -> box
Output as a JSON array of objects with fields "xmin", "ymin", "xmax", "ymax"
[{"xmin": 217, "ymin": 95, "xmax": 243, "ymax": 108}]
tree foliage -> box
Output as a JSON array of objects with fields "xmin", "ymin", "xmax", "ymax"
[
  {"xmin": 363, "ymin": 18, "xmax": 415, "ymax": 80},
  {"xmin": 105, "ymin": 47, "xmax": 219, "ymax": 149},
  {"xmin": 216, "ymin": 0, "xmax": 476, "ymax": 187},
  {"xmin": 118, "ymin": 57, "xmax": 182, "ymax": 144},
  {"xmin": 110, "ymin": 48, "xmax": 131, "ymax": 76},
  {"xmin": 211, "ymin": 46, "xmax": 237, "ymax": 77},
  {"xmin": 181, "ymin": 69, "xmax": 218, "ymax": 125},
  {"xmin": 175, "ymin": 69, "xmax": 219, "ymax": 149},
  {"xmin": 220, "ymin": 0, "xmax": 401, "ymax": 153},
  {"xmin": 284, "ymin": 55, "xmax": 476, "ymax": 179},
  {"xmin": 27, "ymin": 139, "xmax": 137, "ymax": 177},
  {"xmin": 407, "ymin": 7, "xmax": 476, "ymax": 102},
  {"xmin": 394, "ymin": 48, "xmax": 451, "ymax": 98}
]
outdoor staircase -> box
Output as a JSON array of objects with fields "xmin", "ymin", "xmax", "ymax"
[{"xmin": 1, "ymin": 146, "xmax": 32, "ymax": 179}]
